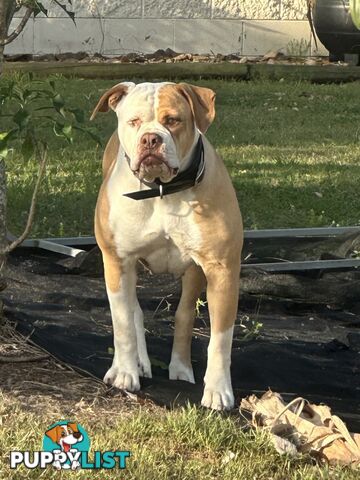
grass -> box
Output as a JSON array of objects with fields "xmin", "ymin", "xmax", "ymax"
[
  {"xmin": 1, "ymin": 391, "xmax": 358, "ymax": 479},
  {"xmin": 3, "ymin": 76, "xmax": 360, "ymax": 237}
]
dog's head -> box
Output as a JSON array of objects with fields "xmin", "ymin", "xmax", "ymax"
[
  {"xmin": 45, "ymin": 422, "xmax": 83, "ymax": 452},
  {"xmin": 91, "ymin": 82, "xmax": 216, "ymax": 183}
]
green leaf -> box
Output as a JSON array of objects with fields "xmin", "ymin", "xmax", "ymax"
[
  {"xmin": 53, "ymin": 121, "xmax": 64, "ymax": 137},
  {"xmin": 62, "ymin": 123, "xmax": 73, "ymax": 143},
  {"xmin": 52, "ymin": 0, "xmax": 76, "ymax": 23},
  {"xmin": 13, "ymin": 109, "xmax": 31, "ymax": 131},
  {"xmin": 0, "ymin": 129, "xmax": 17, "ymax": 145},
  {"xmin": 53, "ymin": 122, "xmax": 73, "ymax": 143},
  {"xmin": 21, "ymin": 133, "xmax": 35, "ymax": 159},
  {"xmin": 33, "ymin": 1, "xmax": 48, "ymax": 17},
  {"xmin": 52, "ymin": 93, "xmax": 66, "ymax": 117},
  {"xmin": 0, "ymin": 132, "xmax": 10, "ymax": 141},
  {"xmin": 73, "ymin": 125, "xmax": 102, "ymax": 146},
  {"xmin": 149, "ymin": 357, "xmax": 168, "ymax": 370},
  {"xmin": 350, "ymin": 0, "xmax": 360, "ymax": 30},
  {"xmin": 69, "ymin": 108, "xmax": 85, "ymax": 123},
  {"xmin": 0, "ymin": 146, "xmax": 8, "ymax": 160}
]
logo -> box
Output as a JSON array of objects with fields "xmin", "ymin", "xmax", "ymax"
[{"xmin": 10, "ymin": 420, "xmax": 130, "ymax": 471}]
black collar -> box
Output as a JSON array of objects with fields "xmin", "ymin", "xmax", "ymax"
[{"xmin": 123, "ymin": 136, "xmax": 205, "ymax": 200}]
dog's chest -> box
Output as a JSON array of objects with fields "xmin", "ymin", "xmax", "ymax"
[{"xmin": 109, "ymin": 193, "xmax": 200, "ymax": 276}]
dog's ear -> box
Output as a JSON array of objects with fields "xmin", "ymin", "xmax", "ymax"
[
  {"xmin": 67, "ymin": 422, "xmax": 78, "ymax": 433},
  {"xmin": 45, "ymin": 425, "xmax": 61, "ymax": 444},
  {"xmin": 176, "ymin": 83, "xmax": 216, "ymax": 133},
  {"xmin": 90, "ymin": 82, "xmax": 135, "ymax": 120}
]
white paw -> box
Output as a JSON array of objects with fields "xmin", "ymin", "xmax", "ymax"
[
  {"xmin": 104, "ymin": 364, "xmax": 140, "ymax": 391},
  {"xmin": 169, "ymin": 358, "xmax": 195, "ymax": 383},
  {"xmin": 201, "ymin": 387, "xmax": 234, "ymax": 410},
  {"xmin": 71, "ymin": 461, "xmax": 81, "ymax": 470},
  {"xmin": 138, "ymin": 356, "xmax": 152, "ymax": 378}
]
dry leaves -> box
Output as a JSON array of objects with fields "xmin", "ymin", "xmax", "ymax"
[{"xmin": 240, "ymin": 390, "xmax": 360, "ymax": 467}]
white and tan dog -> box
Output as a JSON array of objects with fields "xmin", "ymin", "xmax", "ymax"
[{"xmin": 91, "ymin": 82, "xmax": 243, "ymax": 410}]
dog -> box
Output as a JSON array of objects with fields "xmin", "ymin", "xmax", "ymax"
[
  {"xmin": 45, "ymin": 422, "xmax": 83, "ymax": 469},
  {"xmin": 91, "ymin": 82, "xmax": 243, "ymax": 410}
]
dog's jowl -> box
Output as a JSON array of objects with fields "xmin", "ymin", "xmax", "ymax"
[{"xmin": 91, "ymin": 82, "xmax": 243, "ymax": 410}]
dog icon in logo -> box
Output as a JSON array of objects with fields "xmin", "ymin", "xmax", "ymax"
[{"xmin": 45, "ymin": 422, "xmax": 84, "ymax": 470}]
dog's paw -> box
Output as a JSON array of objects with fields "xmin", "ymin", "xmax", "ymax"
[
  {"xmin": 169, "ymin": 359, "xmax": 195, "ymax": 383},
  {"xmin": 71, "ymin": 461, "xmax": 81, "ymax": 470},
  {"xmin": 201, "ymin": 388, "xmax": 234, "ymax": 410},
  {"xmin": 138, "ymin": 357, "xmax": 152, "ymax": 378},
  {"xmin": 104, "ymin": 365, "xmax": 140, "ymax": 392}
]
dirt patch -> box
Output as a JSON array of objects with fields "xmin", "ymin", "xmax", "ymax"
[
  {"xmin": 4, "ymin": 49, "xmax": 334, "ymax": 66},
  {"xmin": 3, "ymin": 245, "xmax": 360, "ymax": 430},
  {"xmin": 0, "ymin": 321, "xmax": 157, "ymax": 420}
]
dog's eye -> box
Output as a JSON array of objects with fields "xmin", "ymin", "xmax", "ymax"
[
  {"xmin": 61, "ymin": 431, "xmax": 66, "ymax": 437},
  {"xmin": 128, "ymin": 118, "xmax": 140, "ymax": 128},
  {"xmin": 166, "ymin": 117, "xmax": 180, "ymax": 127}
]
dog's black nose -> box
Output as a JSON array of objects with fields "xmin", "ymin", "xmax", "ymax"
[
  {"xmin": 73, "ymin": 431, "xmax": 82, "ymax": 439},
  {"xmin": 141, "ymin": 133, "xmax": 162, "ymax": 150}
]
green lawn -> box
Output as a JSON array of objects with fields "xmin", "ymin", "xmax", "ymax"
[
  {"xmin": 1, "ymin": 392, "xmax": 358, "ymax": 480},
  {"xmin": 4, "ymin": 76, "xmax": 360, "ymax": 237}
]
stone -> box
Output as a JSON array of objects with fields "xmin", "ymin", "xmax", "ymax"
[
  {"xmin": 174, "ymin": 53, "xmax": 193, "ymax": 62},
  {"xmin": 262, "ymin": 49, "xmax": 283, "ymax": 60},
  {"xmin": 54, "ymin": 51, "xmax": 88, "ymax": 61}
]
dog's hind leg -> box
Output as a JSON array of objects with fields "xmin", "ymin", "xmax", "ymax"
[
  {"xmin": 169, "ymin": 264, "xmax": 206, "ymax": 383},
  {"xmin": 134, "ymin": 298, "xmax": 152, "ymax": 378}
]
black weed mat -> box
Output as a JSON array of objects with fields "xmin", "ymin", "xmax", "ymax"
[{"xmin": 3, "ymin": 243, "xmax": 360, "ymax": 430}]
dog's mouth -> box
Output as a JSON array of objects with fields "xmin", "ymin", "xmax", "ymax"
[
  {"xmin": 133, "ymin": 154, "xmax": 179, "ymax": 182},
  {"xmin": 62, "ymin": 442, "xmax": 71, "ymax": 453}
]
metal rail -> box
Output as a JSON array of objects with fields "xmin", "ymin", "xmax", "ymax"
[
  {"xmin": 242, "ymin": 258, "xmax": 360, "ymax": 272},
  {"xmin": 8, "ymin": 226, "xmax": 360, "ymax": 271},
  {"xmin": 12, "ymin": 225, "xmax": 360, "ymax": 249}
]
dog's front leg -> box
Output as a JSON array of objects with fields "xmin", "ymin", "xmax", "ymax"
[
  {"xmin": 102, "ymin": 252, "xmax": 140, "ymax": 392},
  {"xmin": 201, "ymin": 264, "xmax": 240, "ymax": 410}
]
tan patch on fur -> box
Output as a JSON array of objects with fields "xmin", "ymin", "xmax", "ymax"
[
  {"xmin": 190, "ymin": 139, "xmax": 243, "ymax": 333},
  {"xmin": 90, "ymin": 83, "xmax": 129, "ymax": 120},
  {"xmin": 102, "ymin": 131, "xmax": 119, "ymax": 179},
  {"xmin": 95, "ymin": 133, "xmax": 122, "ymax": 293},
  {"xmin": 172, "ymin": 264, "xmax": 206, "ymax": 364},
  {"xmin": 175, "ymin": 83, "xmax": 216, "ymax": 134},
  {"xmin": 156, "ymin": 84, "xmax": 196, "ymax": 160}
]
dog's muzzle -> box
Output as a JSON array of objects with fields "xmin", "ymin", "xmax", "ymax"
[{"xmin": 131, "ymin": 132, "xmax": 178, "ymax": 181}]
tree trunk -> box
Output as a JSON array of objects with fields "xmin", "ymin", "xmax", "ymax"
[
  {"xmin": 0, "ymin": 0, "xmax": 17, "ymax": 75},
  {"xmin": 0, "ymin": 159, "xmax": 7, "ymax": 293},
  {"xmin": 0, "ymin": 1, "xmax": 16, "ymax": 292}
]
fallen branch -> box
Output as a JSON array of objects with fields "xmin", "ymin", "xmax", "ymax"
[
  {"xmin": 0, "ymin": 353, "xmax": 49, "ymax": 363},
  {"xmin": 3, "ymin": 145, "xmax": 47, "ymax": 254}
]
